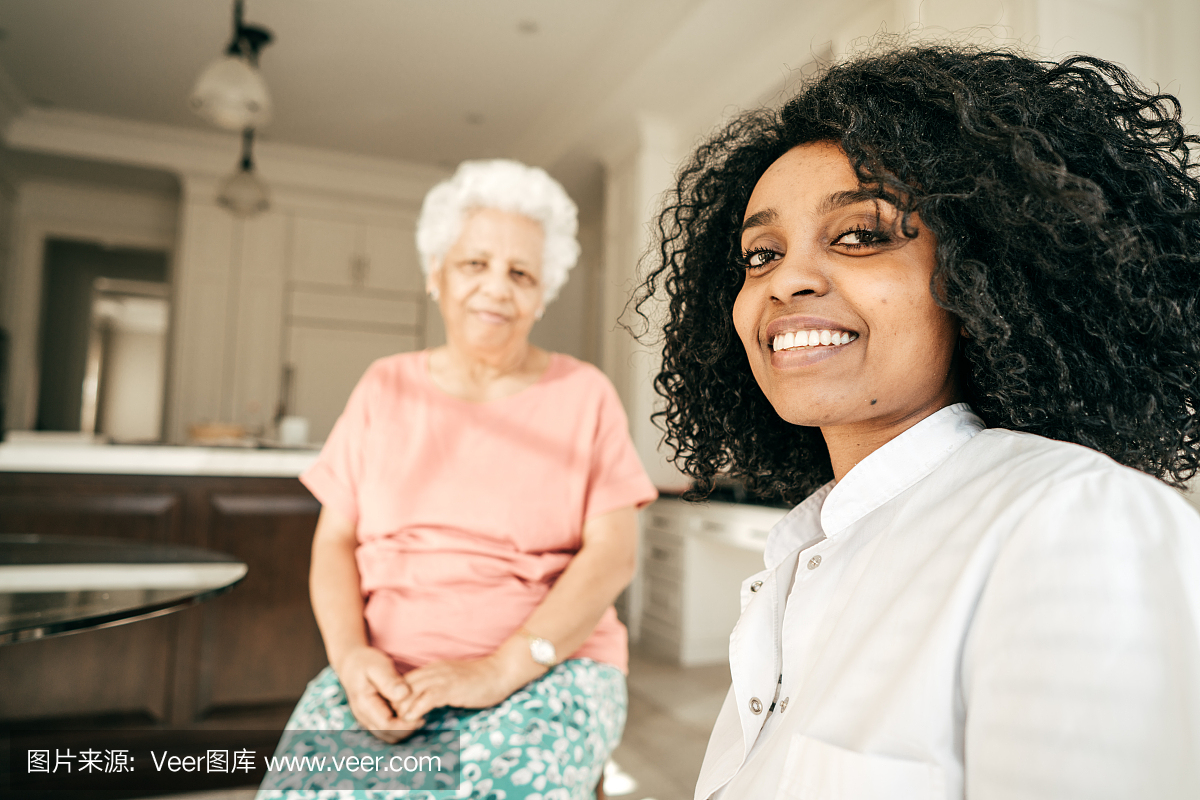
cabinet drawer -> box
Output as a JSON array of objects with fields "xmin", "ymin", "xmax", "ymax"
[
  {"xmin": 643, "ymin": 553, "xmax": 682, "ymax": 585},
  {"xmin": 644, "ymin": 509, "xmax": 680, "ymax": 533},
  {"xmin": 290, "ymin": 289, "xmax": 420, "ymax": 328},
  {"xmin": 643, "ymin": 529, "xmax": 684, "ymax": 576},
  {"xmin": 642, "ymin": 572, "xmax": 682, "ymax": 627}
]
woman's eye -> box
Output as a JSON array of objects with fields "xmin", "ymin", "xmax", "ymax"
[
  {"xmin": 833, "ymin": 227, "xmax": 891, "ymax": 249},
  {"xmin": 741, "ymin": 247, "xmax": 781, "ymax": 270},
  {"xmin": 510, "ymin": 269, "xmax": 536, "ymax": 286}
]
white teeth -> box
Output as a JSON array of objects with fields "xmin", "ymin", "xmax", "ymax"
[{"xmin": 771, "ymin": 329, "xmax": 858, "ymax": 352}]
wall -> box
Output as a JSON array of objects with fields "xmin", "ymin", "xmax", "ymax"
[
  {"xmin": 0, "ymin": 174, "xmax": 14, "ymax": 295},
  {"xmin": 0, "ymin": 173, "xmax": 13, "ymax": 434},
  {"xmin": 0, "ymin": 175, "xmax": 14, "ymax": 299},
  {"xmin": 897, "ymin": 0, "xmax": 1200, "ymax": 128},
  {"xmin": 599, "ymin": 116, "xmax": 689, "ymax": 492}
]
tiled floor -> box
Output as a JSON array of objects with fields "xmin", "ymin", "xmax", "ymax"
[
  {"xmin": 608, "ymin": 647, "xmax": 729, "ymax": 800},
  {"xmin": 143, "ymin": 645, "xmax": 731, "ymax": 800}
]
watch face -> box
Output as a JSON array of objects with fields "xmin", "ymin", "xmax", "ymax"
[{"xmin": 530, "ymin": 638, "xmax": 556, "ymax": 666}]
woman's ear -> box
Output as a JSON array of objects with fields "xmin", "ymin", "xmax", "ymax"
[
  {"xmin": 959, "ymin": 324, "xmax": 970, "ymax": 339},
  {"xmin": 426, "ymin": 266, "xmax": 442, "ymax": 301}
]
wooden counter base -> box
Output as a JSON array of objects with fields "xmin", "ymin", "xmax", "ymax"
[{"xmin": 0, "ymin": 472, "xmax": 327, "ymax": 729}]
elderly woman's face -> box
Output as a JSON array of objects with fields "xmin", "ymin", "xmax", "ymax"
[
  {"xmin": 429, "ymin": 208, "xmax": 545, "ymax": 355},
  {"xmin": 732, "ymin": 142, "xmax": 961, "ymax": 435}
]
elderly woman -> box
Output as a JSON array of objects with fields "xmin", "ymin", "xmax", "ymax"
[
  {"xmin": 262, "ymin": 159, "xmax": 657, "ymax": 798},
  {"xmin": 639, "ymin": 45, "xmax": 1200, "ymax": 799}
]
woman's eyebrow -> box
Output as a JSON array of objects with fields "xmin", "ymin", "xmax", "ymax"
[
  {"xmin": 741, "ymin": 208, "xmax": 778, "ymax": 233},
  {"xmin": 742, "ymin": 190, "xmax": 886, "ymax": 234},
  {"xmin": 818, "ymin": 189, "xmax": 881, "ymax": 214}
]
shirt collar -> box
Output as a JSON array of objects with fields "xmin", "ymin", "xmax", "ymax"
[
  {"xmin": 820, "ymin": 402, "xmax": 984, "ymax": 536},
  {"xmin": 761, "ymin": 403, "xmax": 984, "ymax": 568},
  {"xmin": 764, "ymin": 483, "xmax": 832, "ymax": 568}
]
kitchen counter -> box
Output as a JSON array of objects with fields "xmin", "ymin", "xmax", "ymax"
[
  {"xmin": 0, "ymin": 441, "xmax": 320, "ymax": 477},
  {"xmin": 0, "ymin": 461, "xmax": 327, "ymax": 728}
]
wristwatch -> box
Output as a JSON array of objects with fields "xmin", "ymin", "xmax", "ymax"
[{"xmin": 521, "ymin": 629, "xmax": 557, "ymax": 667}]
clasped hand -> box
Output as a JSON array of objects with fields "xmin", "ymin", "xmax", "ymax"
[{"xmin": 337, "ymin": 646, "xmax": 521, "ymax": 743}]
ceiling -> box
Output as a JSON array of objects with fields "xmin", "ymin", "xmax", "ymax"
[{"xmin": 0, "ymin": 0, "xmax": 704, "ymax": 170}]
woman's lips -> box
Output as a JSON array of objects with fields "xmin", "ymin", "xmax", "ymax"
[
  {"xmin": 763, "ymin": 316, "xmax": 860, "ymax": 367},
  {"xmin": 768, "ymin": 333, "xmax": 857, "ymax": 367},
  {"xmin": 771, "ymin": 329, "xmax": 858, "ymax": 351},
  {"xmin": 471, "ymin": 309, "xmax": 510, "ymax": 325}
]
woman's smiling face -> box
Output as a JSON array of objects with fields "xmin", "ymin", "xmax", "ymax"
[
  {"xmin": 428, "ymin": 207, "xmax": 545, "ymax": 356},
  {"xmin": 733, "ymin": 142, "xmax": 962, "ymax": 452}
]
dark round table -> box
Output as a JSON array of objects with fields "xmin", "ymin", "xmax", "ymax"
[{"xmin": 0, "ymin": 533, "xmax": 248, "ymax": 644}]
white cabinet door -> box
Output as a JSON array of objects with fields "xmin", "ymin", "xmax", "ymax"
[
  {"xmin": 291, "ymin": 214, "xmax": 359, "ymax": 286},
  {"xmin": 284, "ymin": 208, "xmax": 425, "ymax": 443},
  {"xmin": 362, "ymin": 221, "xmax": 423, "ymax": 293},
  {"xmin": 287, "ymin": 326, "xmax": 420, "ymax": 443}
]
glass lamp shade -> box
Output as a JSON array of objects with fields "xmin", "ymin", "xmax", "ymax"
[
  {"xmin": 217, "ymin": 167, "xmax": 270, "ymax": 217},
  {"xmin": 190, "ymin": 55, "xmax": 272, "ymax": 130}
]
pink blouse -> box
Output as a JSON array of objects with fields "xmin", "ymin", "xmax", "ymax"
[{"xmin": 301, "ymin": 351, "xmax": 658, "ymax": 674}]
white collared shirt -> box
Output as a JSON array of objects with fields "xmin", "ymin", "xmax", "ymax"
[{"xmin": 699, "ymin": 404, "xmax": 1200, "ymax": 800}]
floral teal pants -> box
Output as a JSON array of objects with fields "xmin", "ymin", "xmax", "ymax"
[{"xmin": 257, "ymin": 658, "xmax": 627, "ymax": 799}]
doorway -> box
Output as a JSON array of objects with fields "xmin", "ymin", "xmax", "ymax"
[{"xmin": 36, "ymin": 239, "xmax": 170, "ymax": 441}]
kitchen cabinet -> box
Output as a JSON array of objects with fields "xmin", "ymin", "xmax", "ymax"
[
  {"xmin": 290, "ymin": 212, "xmax": 422, "ymax": 292},
  {"xmin": 284, "ymin": 210, "xmax": 426, "ymax": 442},
  {"xmin": 291, "ymin": 214, "xmax": 357, "ymax": 286},
  {"xmin": 637, "ymin": 497, "xmax": 787, "ymax": 665},
  {"xmin": 167, "ymin": 202, "xmax": 428, "ymax": 443},
  {"xmin": 287, "ymin": 324, "xmax": 419, "ymax": 441},
  {"xmin": 0, "ymin": 470, "xmax": 326, "ymax": 729}
]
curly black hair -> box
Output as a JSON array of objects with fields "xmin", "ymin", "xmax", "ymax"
[{"xmin": 637, "ymin": 43, "xmax": 1200, "ymax": 504}]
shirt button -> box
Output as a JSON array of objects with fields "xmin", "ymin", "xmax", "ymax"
[
  {"xmin": 779, "ymin": 697, "xmax": 789, "ymax": 712},
  {"xmin": 749, "ymin": 697, "xmax": 763, "ymax": 714},
  {"xmin": 750, "ymin": 581, "xmax": 763, "ymax": 593},
  {"xmin": 808, "ymin": 555, "xmax": 822, "ymax": 570}
]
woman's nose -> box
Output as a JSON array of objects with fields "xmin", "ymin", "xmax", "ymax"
[
  {"xmin": 767, "ymin": 252, "xmax": 830, "ymax": 302},
  {"xmin": 479, "ymin": 264, "xmax": 514, "ymax": 297}
]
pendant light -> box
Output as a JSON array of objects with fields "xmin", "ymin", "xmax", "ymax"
[
  {"xmin": 190, "ymin": 0, "xmax": 274, "ymax": 131},
  {"xmin": 217, "ymin": 128, "xmax": 270, "ymax": 217}
]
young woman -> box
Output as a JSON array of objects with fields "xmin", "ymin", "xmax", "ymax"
[{"xmin": 640, "ymin": 45, "xmax": 1200, "ymax": 799}]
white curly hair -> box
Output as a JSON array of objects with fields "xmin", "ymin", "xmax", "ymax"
[{"xmin": 416, "ymin": 159, "xmax": 581, "ymax": 304}]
